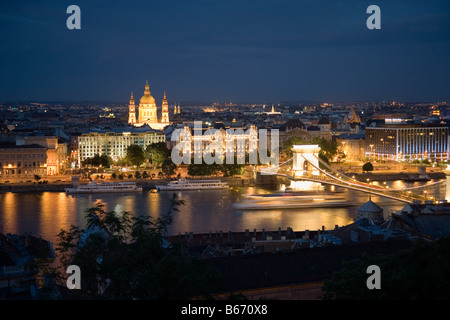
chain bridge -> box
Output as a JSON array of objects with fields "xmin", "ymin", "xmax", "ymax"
[{"xmin": 258, "ymin": 144, "xmax": 445, "ymax": 204}]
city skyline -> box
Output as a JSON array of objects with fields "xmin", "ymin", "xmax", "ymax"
[
  {"xmin": 2, "ymin": 1, "xmax": 450, "ymax": 303},
  {"xmin": 1, "ymin": 0, "xmax": 450, "ymax": 103}
]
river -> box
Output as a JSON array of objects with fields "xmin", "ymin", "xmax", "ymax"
[{"xmin": 0, "ymin": 179, "xmax": 447, "ymax": 245}]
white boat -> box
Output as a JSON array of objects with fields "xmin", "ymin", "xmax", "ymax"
[
  {"xmin": 156, "ymin": 178, "xmax": 229, "ymax": 191},
  {"xmin": 233, "ymin": 191, "xmax": 351, "ymax": 210},
  {"xmin": 65, "ymin": 181, "xmax": 143, "ymax": 194}
]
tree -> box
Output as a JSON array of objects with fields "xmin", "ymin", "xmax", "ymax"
[
  {"xmin": 34, "ymin": 174, "xmax": 41, "ymax": 182},
  {"xmin": 111, "ymin": 172, "xmax": 117, "ymax": 179},
  {"xmin": 82, "ymin": 154, "xmax": 111, "ymax": 168},
  {"xmin": 126, "ymin": 145, "xmax": 145, "ymax": 167},
  {"xmin": 322, "ymin": 237, "xmax": 450, "ymax": 300},
  {"xmin": 187, "ymin": 161, "xmax": 221, "ymax": 176},
  {"xmin": 221, "ymin": 157, "xmax": 244, "ymax": 177},
  {"xmin": 363, "ymin": 162, "xmax": 374, "ymax": 172},
  {"xmin": 134, "ymin": 171, "xmax": 141, "ymax": 179},
  {"xmin": 316, "ymin": 138, "xmax": 338, "ymax": 164},
  {"xmin": 48, "ymin": 195, "xmax": 223, "ymax": 299},
  {"xmin": 145, "ymin": 142, "xmax": 170, "ymax": 167},
  {"xmin": 162, "ymin": 159, "xmax": 177, "ymax": 178}
]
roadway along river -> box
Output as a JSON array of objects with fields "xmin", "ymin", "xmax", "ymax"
[{"xmin": 0, "ymin": 179, "xmax": 446, "ymax": 245}]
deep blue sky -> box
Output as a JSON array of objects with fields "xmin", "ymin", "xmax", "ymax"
[{"xmin": 1, "ymin": 0, "xmax": 450, "ymax": 103}]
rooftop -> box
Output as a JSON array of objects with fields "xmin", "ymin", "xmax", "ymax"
[
  {"xmin": 81, "ymin": 125, "xmax": 164, "ymax": 135},
  {"xmin": 0, "ymin": 142, "xmax": 47, "ymax": 149}
]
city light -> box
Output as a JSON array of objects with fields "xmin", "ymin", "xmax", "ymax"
[{"xmin": 1, "ymin": 1, "xmax": 449, "ymax": 303}]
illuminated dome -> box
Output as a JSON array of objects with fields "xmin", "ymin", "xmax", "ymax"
[{"xmin": 140, "ymin": 80, "xmax": 156, "ymax": 105}]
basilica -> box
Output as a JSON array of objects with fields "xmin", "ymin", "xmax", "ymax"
[{"xmin": 128, "ymin": 81, "xmax": 172, "ymax": 130}]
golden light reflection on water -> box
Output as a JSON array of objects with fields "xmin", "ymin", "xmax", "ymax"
[
  {"xmin": 119, "ymin": 196, "xmax": 136, "ymax": 215},
  {"xmin": 40, "ymin": 192, "xmax": 81, "ymax": 240},
  {"xmin": 1, "ymin": 192, "xmax": 18, "ymax": 232},
  {"xmin": 171, "ymin": 191, "xmax": 199, "ymax": 233},
  {"xmin": 446, "ymin": 176, "xmax": 450, "ymax": 201},
  {"xmin": 40, "ymin": 193, "xmax": 53, "ymax": 235},
  {"xmin": 0, "ymin": 192, "xmax": 81, "ymax": 242},
  {"xmin": 1, "ymin": 182, "xmax": 417, "ymax": 244},
  {"xmin": 238, "ymin": 207, "xmax": 354, "ymax": 233},
  {"xmin": 147, "ymin": 191, "xmax": 161, "ymax": 217}
]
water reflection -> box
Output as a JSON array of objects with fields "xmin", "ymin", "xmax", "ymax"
[
  {"xmin": 1, "ymin": 192, "xmax": 17, "ymax": 232},
  {"xmin": 0, "ymin": 178, "xmax": 447, "ymax": 244}
]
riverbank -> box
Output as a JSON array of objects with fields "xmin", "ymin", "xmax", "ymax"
[
  {"xmin": 0, "ymin": 183, "xmax": 72, "ymax": 193},
  {"xmin": 354, "ymin": 171, "xmax": 446, "ymax": 182},
  {"xmin": 1, "ymin": 171, "xmax": 446, "ymax": 193},
  {"xmin": 0, "ymin": 176, "xmax": 256, "ymax": 193}
]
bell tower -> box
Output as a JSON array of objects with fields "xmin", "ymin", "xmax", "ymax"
[
  {"xmin": 161, "ymin": 91, "xmax": 169, "ymax": 123},
  {"xmin": 128, "ymin": 92, "xmax": 136, "ymax": 124}
]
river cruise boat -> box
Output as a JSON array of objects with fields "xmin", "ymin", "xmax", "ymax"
[
  {"xmin": 233, "ymin": 191, "xmax": 351, "ymax": 210},
  {"xmin": 156, "ymin": 178, "xmax": 229, "ymax": 191},
  {"xmin": 65, "ymin": 181, "xmax": 143, "ymax": 194}
]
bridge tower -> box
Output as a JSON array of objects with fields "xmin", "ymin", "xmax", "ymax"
[{"xmin": 292, "ymin": 144, "xmax": 321, "ymax": 177}]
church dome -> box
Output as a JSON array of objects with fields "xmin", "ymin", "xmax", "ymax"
[{"xmin": 140, "ymin": 80, "xmax": 156, "ymax": 106}]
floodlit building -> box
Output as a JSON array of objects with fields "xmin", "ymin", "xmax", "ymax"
[
  {"xmin": 77, "ymin": 126, "xmax": 165, "ymax": 165},
  {"xmin": 0, "ymin": 135, "xmax": 68, "ymax": 179},
  {"xmin": 18, "ymin": 136, "xmax": 67, "ymax": 175},
  {"xmin": 168, "ymin": 123, "xmax": 259, "ymax": 163},
  {"xmin": 365, "ymin": 124, "xmax": 449, "ymax": 162},
  {"xmin": 128, "ymin": 80, "xmax": 171, "ymax": 130},
  {"xmin": 0, "ymin": 142, "xmax": 47, "ymax": 180},
  {"xmin": 336, "ymin": 133, "xmax": 366, "ymax": 161}
]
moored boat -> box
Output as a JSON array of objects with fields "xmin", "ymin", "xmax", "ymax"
[
  {"xmin": 65, "ymin": 181, "xmax": 143, "ymax": 194},
  {"xmin": 156, "ymin": 178, "xmax": 229, "ymax": 191}
]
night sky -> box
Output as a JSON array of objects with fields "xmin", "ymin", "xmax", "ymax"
[{"xmin": 1, "ymin": 0, "xmax": 450, "ymax": 103}]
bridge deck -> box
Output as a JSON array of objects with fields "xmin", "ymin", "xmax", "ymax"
[{"xmin": 258, "ymin": 154, "xmax": 444, "ymax": 204}]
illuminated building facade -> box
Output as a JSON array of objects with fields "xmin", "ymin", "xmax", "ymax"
[
  {"xmin": 173, "ymin": 103, "xmax": 181, "ymax": 115},
  {"xmin": 365, "ymin": 124, "xmax": 449, "ymax": 162},
  {"xmin": 336, "ymin": 134, "xmax": 366, "ymax": 161},
  {"xmin": 0, "ymin": 143, "xmax": 47, "ymax": 180},
  {"xmin": 78, "ymin": 127, "xmax": 165, "ymax": 165},
  {"xmin": 161, "ymin": 92, "xmax": 169, "ymax": 123},
  {"xmin": 19, "ymin": 136, "xmax": 67, "ymax": 175},
  {"xmin": 131, "ymin": 81, "xmax": 170, "ymax": 130},
  {"xmin": 0, "ymin": 135, "xmax": 67, "ymax": 179},
  {"xmin": 170, "ymin": 123, "xmax": 258, "ymax": 163},
  {"xmin": 128, "ymin": 92, "xmax": 137, "ymax": 124}
]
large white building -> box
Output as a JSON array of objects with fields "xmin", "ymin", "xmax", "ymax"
[
  {"xmin": 365, "ymin": 124, "xmax": 449, "ymax": 162},
  {"xmin": 78, "ymin": 126, "xmax": 165, "ymax": 165},
  {"xmin": 168, "ymin": 122, "xmax": 259, "ymax": 164}
]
